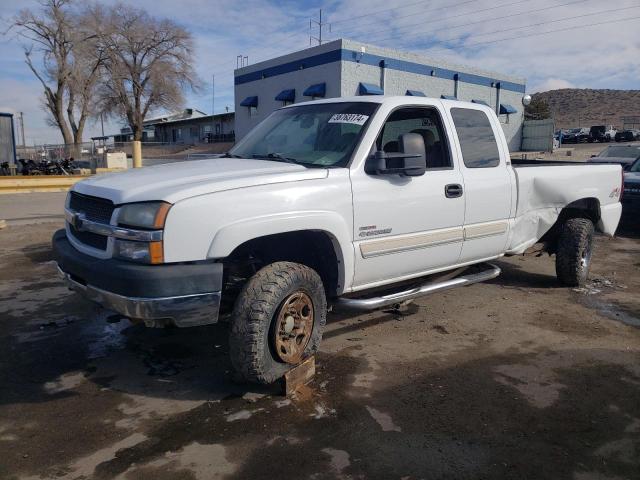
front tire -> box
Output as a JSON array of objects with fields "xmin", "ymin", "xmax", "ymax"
[
  {"xmin": 229, "ymin": 261, "xmax": 327, "ymax": 384},
  {"xmin": 555, "ymin": 217, "xmax": 595, "ymax": 287}
]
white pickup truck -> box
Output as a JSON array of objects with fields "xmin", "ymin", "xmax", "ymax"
[{"xmin": 53, "ymin": 96, "xmax": 623, "ymax": 384}]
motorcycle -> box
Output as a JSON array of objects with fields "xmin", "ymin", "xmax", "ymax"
[{"xmin": 19, "ymin": 158, "xmax": 75, "ymax": 175}]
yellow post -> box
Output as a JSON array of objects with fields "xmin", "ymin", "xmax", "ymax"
[{"xmin": 132, "ymin": 140, "xmax": 142, "ymax": 168}]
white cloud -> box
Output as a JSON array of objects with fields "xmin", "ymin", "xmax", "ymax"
[{"xmin": 530, "ymin": 78, "xmax": 576, "ymax": 93}]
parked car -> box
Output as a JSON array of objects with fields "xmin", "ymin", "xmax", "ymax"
[
  {"xmin": 623, "ymin": 158, "xmax": 640, "ymax": 216},
  {"xmin": 615, "ymin": 129, "xmax": 640, "ymax": 142},
  {"xmin": 589, "ymin": 125, "xmax": 617, "ymax": 143},
  {"xmin": 561, "ymin": 127, "xmax": 591, "ymax": 144},
  {"xmin": 52, "ymin": 96, "xmax": 623, "ymax": 384},
  {"xmin": 561, "ymin": 128, "xmax": 582, "ymax": 144},
  {"xmin": 588, "ymin": 144, "xmax": 640, "ymax": 169}
]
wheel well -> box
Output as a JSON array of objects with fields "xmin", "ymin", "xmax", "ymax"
[
  {"xmin": 540, "ymin": 198, "xmax": 601, "ymax": 253},
  {"xmin": 220, "ymin": 230, "xmax": 341, "ymax": 306}
]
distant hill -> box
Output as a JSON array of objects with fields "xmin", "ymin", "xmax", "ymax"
[{"xmin": 531, "ymin": 89, "xmax": 640, "ymax": 130}]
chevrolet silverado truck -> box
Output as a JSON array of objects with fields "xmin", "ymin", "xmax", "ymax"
[{"xmin": 53, "ymin": 96, "xmax": 623, "ymax": 384}]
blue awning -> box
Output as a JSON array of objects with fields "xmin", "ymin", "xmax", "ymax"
[
  {"xmin": 441, "ymin": 95, "xmax": 457, "ymax": 100},
  {"xmin": 275, "ymin": 89, "xmax": 295, "ymax": 102},
  {"xmin": 240, "ymin": 96, "xmax": 258, "ymax": 107},
  {"xmin": 499, "ymin": 103, "xmax": 518, "ymax": 114},
  {"xmin": 472, "ymin": 99, "xmax": 489, "ymax": 106},
  {"xmin": 303, "ymin": 83, "xmax": 326, "ymax": 97},
  {"xmin": 406, "ymin": 90, "xmax": 426, "ymax": 97},
  {"xmin": 359, "ymin": 82, "xmax": 384, "ymax": 95}
]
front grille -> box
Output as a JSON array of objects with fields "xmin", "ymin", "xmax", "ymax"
[
  {"xmin": 68, "ymin": 192, "xmax": 114, "ymax": 251},
  {"xmin": 69, "ymin": 224, "xmax": 108, "ymax": 250},
  {"xmin": 69, "ymin": 191, "xmax": 115, "ymax": 223}
]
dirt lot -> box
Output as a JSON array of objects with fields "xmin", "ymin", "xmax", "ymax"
[
  {"xmin": 514, "ymin": 142, "xmax": 610, "ymax": 162},
  {"xmin": 0, "ymin": 206, "xmax": 639, "ymax": 480}
]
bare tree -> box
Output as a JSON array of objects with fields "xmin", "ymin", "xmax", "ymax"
[
  {"xmin": 91, "ymin": 4, "xmax": 199, "ymax": 141},
  {"xmin": 11, "ymin": 0, "xmax": 102, "ymax": 147}
]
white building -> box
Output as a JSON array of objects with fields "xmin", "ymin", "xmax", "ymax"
[{"xmin": 234, "ymin": 38, "xmax": 528, "ymax": 151}]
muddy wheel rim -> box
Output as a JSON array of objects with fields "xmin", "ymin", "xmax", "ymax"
[{"xmin": 273, "ymin": 291, "xmax": 314, "ymax": 364}]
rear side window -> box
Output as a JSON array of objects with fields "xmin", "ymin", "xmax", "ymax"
[{"xmin": 451, "ymin": 108, "xmax": 501, "ymax": 168}]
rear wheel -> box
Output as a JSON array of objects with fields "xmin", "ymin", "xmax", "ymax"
[
  {"xmin": 229, "ymin": 261, "xmax": 326, "ymax": 384},
  {"xmin": 555, "ymin": 217, "xmax": 595, "ymax": 287}
]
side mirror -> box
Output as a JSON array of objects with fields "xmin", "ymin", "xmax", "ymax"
[{"xmin": 370, "ymin": 133, "xmax": 427, "ymax": 177}]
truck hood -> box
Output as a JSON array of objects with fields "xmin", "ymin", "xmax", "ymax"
[{"xmin": 72, "ymin": 158, "xmax": 329, "ymax": 204}]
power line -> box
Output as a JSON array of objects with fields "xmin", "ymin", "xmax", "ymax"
[
  {"xmin": 332, "ymin": 0, "xmax": 529, "ymax": 36},
  {"xmin": 458, "ymin": 14, "xmax": 640, "ymax": 48},
  {"xmin": 361, "ymin": 0, "xmax": 589, "ymax": 45},
  {"xmin": 395, "ymin": 4, "xmax": 640, "ymax": 50},
  {"xmin": 330, "ymin": 0, "xmax": 445, "ymax": 25}
]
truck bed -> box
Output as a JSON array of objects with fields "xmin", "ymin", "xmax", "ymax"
[
  {"xmin": 511, "ymin": 159, "xmax": 598, "ymax": 167},
  {"xmin": 507, "ymin": 162, "xmax": 622, "ymax": 255}
]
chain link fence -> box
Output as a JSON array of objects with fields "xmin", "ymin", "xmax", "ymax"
[{"xmin": 8, "ymin": 138, "xmax": 236, "ymax": 174}]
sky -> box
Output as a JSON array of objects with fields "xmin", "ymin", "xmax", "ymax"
[{"xmin": 1, "ymin": 0, "xmax": 639, "ymax": 145}]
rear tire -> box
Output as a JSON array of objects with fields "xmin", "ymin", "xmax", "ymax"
[
  {"xmin": 555, "ymin": 217, "xmax": 595, "ymax": 287},
  {"xmin": 228, "ymin": 261, "xmax": 327, "ymax": 384}
]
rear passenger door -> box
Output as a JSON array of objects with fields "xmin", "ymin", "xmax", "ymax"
[{"xmin": 449, "ymin": 107, "xmax": 513, "ymax": 263}]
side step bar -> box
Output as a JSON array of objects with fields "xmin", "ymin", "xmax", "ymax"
[{"xmin": 335, "ymin": 263, "xmax": 501, "ymax": 312}]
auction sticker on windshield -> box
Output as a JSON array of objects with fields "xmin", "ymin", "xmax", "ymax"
[{"xmin": 328, "ymin": 113, "xmax": 369, "ymax": 125}]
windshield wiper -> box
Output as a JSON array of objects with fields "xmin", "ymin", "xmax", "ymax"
[
  {"xmin": 221, "ymin": 152, "xmax": 242, "ymax": 158},
  {"xmin": 252, "ymin": 152, "xmax": 300, "ymax": 165}
]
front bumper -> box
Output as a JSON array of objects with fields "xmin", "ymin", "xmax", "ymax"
[{"xmin": 53, "ymin": 229, "xmax": 223, "ymax": 327}]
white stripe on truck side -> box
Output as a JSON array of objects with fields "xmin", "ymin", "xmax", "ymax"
[{"xmin": 359, "ymin": 220, "xmax": 509, "ymax": 258}]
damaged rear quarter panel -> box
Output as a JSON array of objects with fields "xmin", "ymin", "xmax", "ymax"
[{"xmin": 507, "ymin": 164, "xmax": 623, "ymax": 254}]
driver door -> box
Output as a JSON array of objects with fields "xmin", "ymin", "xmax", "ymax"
[{"xmin": 350, "ymin": 105, "xmax": 465, "ymax": 290}]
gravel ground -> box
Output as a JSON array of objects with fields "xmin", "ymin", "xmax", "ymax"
[{"xmin": 0, "ymin": 212, "xmax": 638, "ymax": 480}]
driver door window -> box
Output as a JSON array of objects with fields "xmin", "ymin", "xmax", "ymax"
[{"xmin": 376, "ymin": 108, "xmax": 452, "ymax": 169}]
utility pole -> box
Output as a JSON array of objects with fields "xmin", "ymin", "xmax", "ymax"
[
  {"xmin": 211, "ymin": 74, "xmax": 216, "ymax": 141},
  {"xmin": 19, "ymin": 112, "xmax": 26, "ymax": 147},
  {"xmin": 310, "ymin": 9, "xmax": 330, "ymax": 45}
]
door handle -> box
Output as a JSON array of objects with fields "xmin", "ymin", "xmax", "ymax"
[{"xmin": 445, "ymin": 184, "xmax": 463, "ymax": 198}]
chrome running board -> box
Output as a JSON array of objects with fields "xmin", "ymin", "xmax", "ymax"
[{"xmin": 336, "ymin": 263, "xmax": 501, "ymax": 312}]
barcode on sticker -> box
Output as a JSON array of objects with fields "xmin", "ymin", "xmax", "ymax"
[{"xmin": 328, "ymin": 114, "xmax": 369, "ymax": 125}]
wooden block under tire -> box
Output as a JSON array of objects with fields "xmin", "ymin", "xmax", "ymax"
[{"xmin": 283, "ymin": 356, "xmax": 315, "ymax": 397}]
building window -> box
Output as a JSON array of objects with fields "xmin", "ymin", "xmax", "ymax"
[{"xmin": 249, "ymin": 106, "xmax": 258, "ymax": 117}]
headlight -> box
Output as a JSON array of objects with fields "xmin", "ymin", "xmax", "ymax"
[
  {"xmin": 114, "ymin": 239, "xmax": 164, "ymax": 264},
  {"xmin": 115, "ymin": 202, "xmax": 171, "ymax": 264},
  {"xmin": 117, "ymin": 202, "xmax": 171, "ymax": 229}
]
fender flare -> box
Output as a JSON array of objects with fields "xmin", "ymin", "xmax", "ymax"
[{"xmin": 207, "ymin": 211, "xmax": 354, "ymax": 293}]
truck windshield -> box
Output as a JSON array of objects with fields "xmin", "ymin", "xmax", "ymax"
[
  {"xmin": 599, "ymin": 146, "xmax": 640, "ymax": 158},
  {"xmin": 229, "ymin": 102, "xmax": 378, "ymax": 168}
]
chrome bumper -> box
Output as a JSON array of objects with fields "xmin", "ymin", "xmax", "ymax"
[{"xmin": 57, "ymin": 266, "xmax": 221, "ymax": 328}]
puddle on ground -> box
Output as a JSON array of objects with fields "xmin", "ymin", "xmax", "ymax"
[
  {"xmin": 581, "ymin": 297, "xmax": 640, "ymax": 328},
  {"xmin": 86, "ymin": 320, "xmax": 130, "ymax": 360}
]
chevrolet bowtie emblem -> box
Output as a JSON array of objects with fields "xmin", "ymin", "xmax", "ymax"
[{"xmin": 70, "ymin": 212, "xmax": 85, "ymax": 230}]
